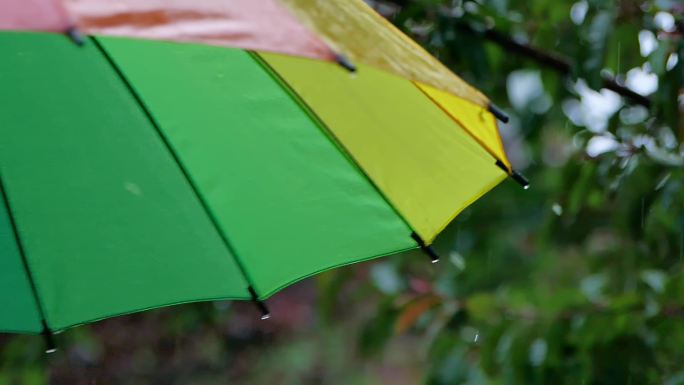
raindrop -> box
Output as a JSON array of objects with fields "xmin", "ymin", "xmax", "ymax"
[
  {"xmin": 552, "ymin": 203, "xmax": 563, "ymax": 216},
  {"xmin": 124, "ymin": 181, "xmax": 142, "ymax": 196},
  {"xmin": 474, "ymin": 331, "xmax": 480, "ymax": 343},
  {"xmin": 449, "ymin": 251, "xmax": 466, "ymax": 271},
  {"xmin": 655, "ymin": 173, "xmax": 671, "ymax": 190}
]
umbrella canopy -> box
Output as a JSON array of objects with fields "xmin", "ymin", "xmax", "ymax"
[{"xmin": 0, "ymin": 0, "xmax": 525, "ymax": 348}]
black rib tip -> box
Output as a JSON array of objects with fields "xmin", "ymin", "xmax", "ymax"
[
  {"xmin": 334, "ymin": 53, "xmax": 357, "ymax": 73},
  {"xmin": 256, "ymin": 299, "xmax": 271, "ymax": 320},
  {"xmin": 247, "ymin": 286, "xmax": 271, "ymax": 320},
  {"xmin": 66, "ymin": 26, "xmax": 85, "ymax": 46},
  {"xmin": 511, "ymin": 170, "xmax": 530, "ymax": 190},
  {"xmin": 494, "ymin": 160, "xmax": 529, "ymax": 189},
  {"xmin": 488, "ymin": 103, "xmax": 509, "ymax": 124},
  {"xmin": 42, "ymin": 327, "xmax": 57, "ymax": 354},
  {"xmin": 425, "ymin": 247, "xmax": 440, "ymax": 263},
  {"xmin": 410, "ymin": 232, "xmax": 440, "ymax": 263},
  {"xmin": 495, "ymin": 159, "xmax": 510, "ymax": 173}
]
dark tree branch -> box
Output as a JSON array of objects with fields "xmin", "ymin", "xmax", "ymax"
[
  {"xmin": 452, "ymin": 20, "xmax": 652, "ymax": 108},
  {"xmin": 602, "ymin": 79, "xmax": 652, "ymax": 108}
]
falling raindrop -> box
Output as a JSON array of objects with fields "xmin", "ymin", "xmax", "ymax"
[
  {"xmin": 655, "ymin": 173, "xmax": 671, "ymax": 190},
  {"xmin": 449, "ymin": 251, "xmax": 466, "ymax": 271},
  {"xmin": 473, "ymin": 331, "xmax": 480, "ymax": 343}
]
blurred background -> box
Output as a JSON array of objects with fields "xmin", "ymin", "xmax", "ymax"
[{"xmin": 2, "ymin": 0, "xmax": 684, "ymax": 383}]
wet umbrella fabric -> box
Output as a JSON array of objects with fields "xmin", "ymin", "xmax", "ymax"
[{"xmin": 0, "ymin": 0, "xmax": 522, "ymax": 343}]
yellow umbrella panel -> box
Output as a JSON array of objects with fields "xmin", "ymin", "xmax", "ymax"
[{"xmin": 260, "ymin": 53, "xmax": 510, "ymax": 243}]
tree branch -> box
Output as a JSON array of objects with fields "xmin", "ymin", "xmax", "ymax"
[{"xmin": 452, "ymin": 20, "xmax": 652, "ymax": 108}]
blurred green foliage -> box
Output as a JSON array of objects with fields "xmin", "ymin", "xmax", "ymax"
[
  {"xmin": 2, "ymin": 0, "xmax": 684, "ymax": 384},
  {"xmin": 348, "ymin": 0, "xmax": 684, "ymax": 384}
]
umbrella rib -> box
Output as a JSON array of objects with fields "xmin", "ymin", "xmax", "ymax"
[
  {"xmin": 249, "ymin": 52, "xmax": 399, "ymax": 223},
  {"xmin": 89, "ymin": 37, "xmax": 269, "ymax": 317},
  {"xmin": 412, "ymin": 82, "xmax": 529, "ymax": 189},
  {"xmin": 0, "ymin": 172, "xmax": 56, "ymax": 352},
  {"xmin": 411, "ymin": 82, "xmax": 506, "ymax": 166},
  {"xmin": 247, "ymin": 52, "xmax": 445, "ymax": 263}
]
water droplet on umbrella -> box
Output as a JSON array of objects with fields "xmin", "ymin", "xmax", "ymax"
[{"xmin": 124, "ymin": 181, "xmax": 142, "ymax": 196}]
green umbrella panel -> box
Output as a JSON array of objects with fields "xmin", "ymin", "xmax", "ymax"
[{"xmin": 0, "ymin": 0, "xmax": 528, "ymax": 352}]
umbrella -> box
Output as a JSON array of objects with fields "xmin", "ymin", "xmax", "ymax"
[{"xmin": 0, "ymin": 0, "xmax": 527, "ymax": 352}]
